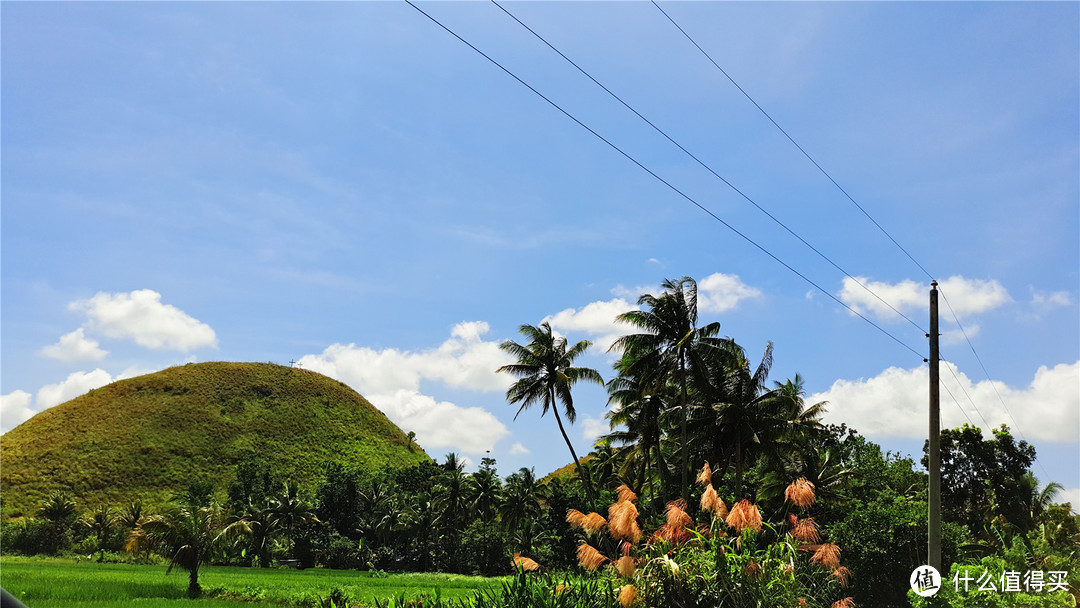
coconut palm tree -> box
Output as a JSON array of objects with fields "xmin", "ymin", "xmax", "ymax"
[
  {"xmin": 610, "ymin": 276, "xmax": 729, "ymax": 503},
  {"xmin": 82, "ymin": 505, "xmax": 117, "ymax": 562},
  {"xmin": 468, "ymin": 466, "xmax": 503, "ymax": 521},
  {"xmin": 268, "ymin": 481, "xmax": 317, "ymax": 557},
  {"xmin": 708, "ymin": 342, "xmax": 780, "ymax": 499},
  {"xmin": 127, "ymin": 496, "xmax": 249, "ymax": 598},
  {"xmin": 238, "ymin": 499, "xmax": 278, "ymax": 567},
  {"xmin": 604, "ymin": 357, "xmax": 669, "ymax": 501},
  {"xmin": 704, "ymin": 343, "xmax": 824, "ymax": 499},
  {"xmin": 498, "ymin": 322, "xmax": 604, "ymax": 502},
  {"xmin": 499, "ymin": 467, "xmax": 542, "ymax": 537},
  {"xmin": 1014, "ymin": 472, "xmax": 1063, "ymax": 532}
]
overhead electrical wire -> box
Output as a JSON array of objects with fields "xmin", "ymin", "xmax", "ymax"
[
  {"xmin": 403, "ymin": 0, "xmax": 927, "ymax": 362},
  {"xmin": 648, "ymin": 1, "xmax": 1051, "ymax": 475},
  {"xmin": 650, "ymin": 0, "xmax": 935, "ymax": 283},
  {"xmin": 940, "ymin": 356, "xmax": 994, "ymax": 431},
  {"xmin": 491, "ymin": 0, "xmax": 926, "ymax": 336}
]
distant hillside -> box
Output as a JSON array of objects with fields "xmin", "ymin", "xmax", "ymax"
[{"xmin": 0, "ymin": 362, "xmax": 430, "ymax": 518}]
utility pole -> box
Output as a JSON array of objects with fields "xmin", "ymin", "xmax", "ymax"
[{"xmin": 928, "ymin": 281, "xmax": 941, "ymax": 571}]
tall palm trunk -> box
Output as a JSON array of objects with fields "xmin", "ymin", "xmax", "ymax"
[
  {"xmin": 187, "ymin": 567, "xmax": 202, "ymax": 598},
  {"xmin": 734, "ymin": 435, "xmax": 744, "ymax": 500},
  {"xmin": 550, "ymin": 388, "xmax": 595, "ymax": 505},
  {"xmin": 679, "ymin": 356, "xmax": 690, "ymax": 505}
]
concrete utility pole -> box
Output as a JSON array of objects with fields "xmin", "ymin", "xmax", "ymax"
[{"xmin": 928, "ymin": 281, "xmax": 941, "ymax": 571}]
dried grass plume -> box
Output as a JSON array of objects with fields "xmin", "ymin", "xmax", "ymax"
[
  {"xmin": 618, "ymin": 584, "xmax": 638, "ymax": 607},
  {"xmin": 790, "ymin": 517, "xmax": 820, "ymax": 544},
  {"xmin": 608, "ymin": 499, "xmax": 642, "ymax": 544},
  {"xmin": 811, "ymin": 543, "xmax": 841, "ymax": 569},
  {"xmin": 726, "ymin": 499, "xmax": 762, "ymax": 534},
  {"xmin": 616, "ymin": 484, "xmax": 638, "ymax": 504},
  {"xmin": 512, "ymin": 553, "xmax": 540, "ymax": 572},
  {"xmin": 696, "ymin": 462, "xmax": 713, "ymax": 486},
  {"xmin": 785, "ymin": 478, "xmax": 816, "ymax": 508},
  {"xmin": 700, "ymin": 484, "xmax": 728, "ymax": 519},
  {"xmin": 615, "ymin": 555, "xmax": 636, "ymax": 578},
  {"xmin": 577, "ymin": 543, "xmax": 608, "ymax": 571}
]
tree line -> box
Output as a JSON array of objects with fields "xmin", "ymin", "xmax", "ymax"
[{"xmin": 2, "ymin": 275, "xmax": 1076, "ymax": 606}]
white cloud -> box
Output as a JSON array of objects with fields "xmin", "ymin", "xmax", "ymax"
[
  {"xmin": 543, "ymin": 298, "xmax": 634, "ymax": 352},
  {"xmin": 811, "ymin": 361, "xmax": 1079, "ymax": 443},
  {"xmin": 70, "ymin": 289, "xmax": 217, "ymax": 351},
  {"xmin": 611, "ymin": 284, "xmax": 659, "ymax": 301},
  {"xmin": 582, "ymin": 416, "xmax": 608, "ymax": 444},
  {"xmin": 545, "ymin": 273, "xmax": 759, "ymax": 352},
  {"xmin": 1, "ymin": 390, "xmax": 35, "ymax": 433},
  {"xmin": 1060, "ymin": 488, "xmax": 1080, "ymax": 513},
  {"xmin": 838, "ymin": 275, "xmax": 1010, "ymax": 321},
  {"xmin": 1028, "ymin": 290, "xmax": 1073, "ymax": 319},
  {"xmin": 298, "ymin": 321, "xmax": 512, "ymax": 454},
  {"xmin": 697, "ymin": 272, "xmax": 762, "ymax": 313},
  {"xmin": 509, "ymin": 442, "xmax": 530, "ymax": 455},
  {"xmin": 1031, "ymin": 291, "xmax": 1071, "ymax": 310},
  {"xmin": 40, "ymin": 328, "xmax": 108, "ymax": 362},
  {"xmin": 942, "ymin": 324, "xmax": 979, "ymax": 346},
  {"xmin": 368, "ymin": 389, "xmax": 508, "ymax": 454},
  {"xmin": 35, "ymin": 368, "xmax": 115, "ymax": 410}
]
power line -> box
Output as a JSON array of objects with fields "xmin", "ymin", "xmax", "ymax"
[
  {"xmin": 491, "ymin": 0, "xmax": 926, "ymax": 335},
  {"xmin": 939, "ymin": 357, "xmax": 993, "ymax": 431},
  {"xmin": 651, "ymin": 1, "xmax": 1055, "ymax": 479},
  {"xmin": 938, "ymin": 375, "xmax": 975, "ymax": 428},
  {"xmin": 404, "ymin": 0, "xmax": 927, "ymax": 362},
  {"xmin": 938, "ymin": 290, "xmax": 1054, "ymax": 482},
  {"xmin": 650, "ymin": 0, "xmax": 935, "ymax": 282}
]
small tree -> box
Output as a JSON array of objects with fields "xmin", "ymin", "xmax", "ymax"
[
  {"xmin": 127, "ymin": 494, "xmax": 249, "ymax": 597},
  {"xmin": 82, "ymin": 504, "xmax": 117, "ymax": 561}
]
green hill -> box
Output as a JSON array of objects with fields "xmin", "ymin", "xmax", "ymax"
[{"xmin": 0, "ymin": 361, "xmax": 430, "ymax": 518}]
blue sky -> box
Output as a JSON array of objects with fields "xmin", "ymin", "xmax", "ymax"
[{"xmin": 2, "ymin": 2, "xmax": 1077, "ymax": 504}]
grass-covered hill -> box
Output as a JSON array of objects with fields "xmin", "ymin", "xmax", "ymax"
[{"xmin": 0, "ymin": 362, "xmax": 430, "ymax": 518}]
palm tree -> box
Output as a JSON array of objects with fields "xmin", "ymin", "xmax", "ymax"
[
  {"xmin": 499, "ymin": 467, "xmax": 542, "ymax": 538},
  {"xmin": 268, "ymin": 481, "xmax": 317, "ymax": 558},
  {"xmin": 703, "ymin": 343, "xmax": 825, "ymax": 499},
  {"xmin": 238, "ymin": 499, "xmax": 278, "ymax": 567},
  {"xmin": 498, "ymin": 322, "xmax": 604, "ymax": 502},
  {"xmin": 610, "ymin": 276, "xmax": 729, "ymax": 503},
  {"xmin": 1015, "ymin": 472, "xmax": 1063, "ymax": 532},
  {"xmin": 433, "ymin": 459, "xmax": 473, "ymax": 533},
  {"xmin": 604, "ymin": 357, "xmax": 669, "ymax": 500},
  {"xmin": 82, "ymin": 505, "xmax": 117, "ymax": 562},
  {"xmin": 127, "ymin": 496, "xmax": 249, "ymax": 598},
  {"xmin": 118, "ymin": 501, "xmax": 144, "ymax": 532},
  {"xmin": 468, "ymin": 467, "xmax": 503, "ymax": 521},
  {"xmin": 708, "ymin": 342, "xmax": 779, "ymax": 499}
]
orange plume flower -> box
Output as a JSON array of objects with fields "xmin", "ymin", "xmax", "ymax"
[
  {"xmin": 615, "ymin": 555, "xmax": 636, "ymax": 578},
  {"xmin": 790, "ymin": 517, "xmax": 820, "ymax": 543},
  {"xmin": 700, "ymin": 484, "xmax": 729, "ymax": 519},
  {"xmin": 696, "ymin": 462, "xmax": 713, "ymax": 486},
  {"xmin": 785, "ymin": 478, "xmax": 816, "ymax": 508},
  {"xmin": 725, "ymin": 499, "xmax": 762, "ymax": 534},
  {"xmin": 577, "ymin": 542, "xmax": 608, "ymax": 571},
  {"xmin": 811, "ymin": 543, "xmax": 841, "ymax": 569},
  {"xmin": 616, "ymin": 484, "xmax": 638, "ymax": 504},
  {"xmin": 608, "ymin": 499, "xmax": 642, "ymax": 543},
  {"xmin": 511, "ymin": 553, "xmax": 540, "ymax": 572}
]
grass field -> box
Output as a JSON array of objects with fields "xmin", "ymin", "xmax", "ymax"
[{"xmin": 0, "ymin": 557, "xmax": 501, "ymax": 607}]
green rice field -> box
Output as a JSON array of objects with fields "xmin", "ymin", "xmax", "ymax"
[{"xmin": 0, "ymin": 557, "xmax": 501, "ymax": 607}]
